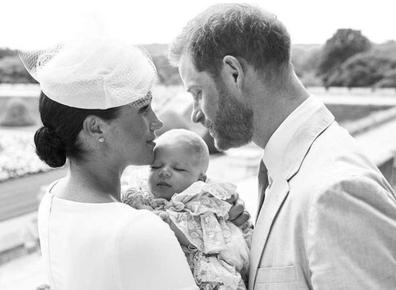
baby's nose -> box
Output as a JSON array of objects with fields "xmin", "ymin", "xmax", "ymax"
[{"xmin": 159, "ymin": 168, "xmax": 171, "ymax": 177}]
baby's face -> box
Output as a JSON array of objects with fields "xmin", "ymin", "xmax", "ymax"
[{"xmin": 148, "ymin": 143, "xmax": 205, "ymax": 200}]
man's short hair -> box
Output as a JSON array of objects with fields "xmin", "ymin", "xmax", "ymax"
[{"xmin": 169, "ymin": 3, "xmax": 291, "ymax": 78}]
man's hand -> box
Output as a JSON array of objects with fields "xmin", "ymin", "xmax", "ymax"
[{"xmin": 226, "ymin": 193, "xmax": 250, "ymax": 226}]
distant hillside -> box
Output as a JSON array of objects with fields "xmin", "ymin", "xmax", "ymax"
[
  {"xmin": 291, "ymin": 44, "xmax": 323, "ymax": 67},
  {"xmin": 293, "ymin": 43, "xmax": 322, "ymax": 50},
  {"xmin": 0, "ymin": 39, "xmax": 395, "ymax": 87},
  {"xmin": 144, "ymin": 43, "xmax": 325, "ymax": 58}
]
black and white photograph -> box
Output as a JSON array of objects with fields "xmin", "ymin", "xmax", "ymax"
[{"xmin": 0, "ymin": 0, "xmax": 395, "ymax": 289}]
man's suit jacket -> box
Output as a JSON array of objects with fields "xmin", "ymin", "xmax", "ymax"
[{"xmin": 248, "ymin": 102, "xmax": 396, "ymax": 290}]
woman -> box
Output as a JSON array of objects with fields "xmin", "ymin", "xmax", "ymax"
[
  {"xmin": 21, "ymin": 37, "xmax": 247, "ymax": 290},
  {"xmin": 21, "ymin": 38, "xmax": 193, "ymax": 290}
]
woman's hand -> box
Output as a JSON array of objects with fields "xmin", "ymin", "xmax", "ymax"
[{"xmin": 226, "ymin": 193, "xmax": 250, "ymax": 226}]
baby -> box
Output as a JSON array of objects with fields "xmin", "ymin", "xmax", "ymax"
[{"xmin": 122, "ymin": 129, "xmax": 252, "ymax": 290}]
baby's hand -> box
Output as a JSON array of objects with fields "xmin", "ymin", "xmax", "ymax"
[
  {"xmin": 226, "ymin": 192, "xmax": 251, "ymax": 227},
  {"xmin": 154, "ymin": 210, "xmax": 171, "ymax": 224},
  {"xmin": 154, "ymin": 210, "xmax": 191, "ymax": 247}
]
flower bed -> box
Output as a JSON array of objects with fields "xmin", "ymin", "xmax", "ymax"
[{"xmin": 0, "ymin": 130, "xmax": 51, "ymax": 182}]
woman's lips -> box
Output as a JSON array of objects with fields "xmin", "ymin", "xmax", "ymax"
[{"xmin": 146, "ymin": 140, "xmax": 156, "ymax": 147}]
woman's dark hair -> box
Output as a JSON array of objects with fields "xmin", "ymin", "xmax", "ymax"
[{"xmin": 34, "ymin": 92, "xmax": 122, "ymax": 168}]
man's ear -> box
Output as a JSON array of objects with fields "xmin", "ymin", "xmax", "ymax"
[
  {"xmin": 198, "ymin": 173, "xmax": 207, "ymax": 182},
  {"xmin": 222, "ymin": 55, "xmax": 245, "ymax": 92},
  {"xmin": 82, "ymin": 115, "xmax": 107, "ymax": 140}
]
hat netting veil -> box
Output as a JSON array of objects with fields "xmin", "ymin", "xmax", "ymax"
[{"xmin": 18, "ymin": 38, "xmax": 157, "ymax": 109}]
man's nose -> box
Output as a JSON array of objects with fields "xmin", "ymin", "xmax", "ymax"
[{"xmin": 191, "ymin": 105, "xmax": 204, "ymax": 124}]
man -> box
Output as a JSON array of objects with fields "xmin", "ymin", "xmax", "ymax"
[{"xmin": 169, "ymin": 3, "xmax": 396, "ymax": 290}]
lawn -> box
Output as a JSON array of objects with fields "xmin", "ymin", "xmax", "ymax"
[
  {"xmin": 326, "ymin": 104, "xmax": 393, "ymax": 124},
  {"xmin": 0, "ymin": 130, "xmax": 51, "ymax": 182}
]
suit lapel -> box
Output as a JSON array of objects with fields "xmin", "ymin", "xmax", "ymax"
[
  {"xmin": 249, "ymin": 178, "xmax": 290, "ymax": 288},
  {"xmin": 249, "ymin": 101, "xmax": 335, "ymax": 289}
]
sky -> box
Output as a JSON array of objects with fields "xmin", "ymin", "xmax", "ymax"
[{"xmin": 1, "ymin": 0, "xmax": 395, "ymax": 50}]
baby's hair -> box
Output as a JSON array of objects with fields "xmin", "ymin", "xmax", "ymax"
[{"xmin": 156, "ymin": 129, "xmax": 210, "ymax": 171}]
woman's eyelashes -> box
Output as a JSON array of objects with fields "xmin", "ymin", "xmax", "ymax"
[
  {"xmin": 139, "ymin": 105, "xmax": 149, "ymax": 114},
  {"xmin": 138, "ymin": 103, "xmax": 152, "ymax": 115}
]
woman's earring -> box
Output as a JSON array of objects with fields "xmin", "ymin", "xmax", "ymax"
[{"xmin": 98, "ymin": 137, "xmax": 105, "ymax": 143}]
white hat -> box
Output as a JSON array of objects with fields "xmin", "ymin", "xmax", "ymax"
[{"xmin": 19, "ymin": 38, "xmax": 157, "ymax": 109}]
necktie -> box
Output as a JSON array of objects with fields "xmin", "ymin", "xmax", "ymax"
[{"xmin": 257, "ymin": 160, "xmax": 268, "ymax": 217}]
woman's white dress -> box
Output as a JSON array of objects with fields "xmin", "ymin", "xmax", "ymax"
[{"xmin": 38, "ymin": 181, "xmax": 198, "ymax": 290}]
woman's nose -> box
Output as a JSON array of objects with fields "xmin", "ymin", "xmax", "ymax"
[
  {"xmin": 191, "ymin": 104, "xmax": 204, "ymax": 124},
  {"xmin": 150, "ymin": 111, "xmax": 163, "ymax": 131}
]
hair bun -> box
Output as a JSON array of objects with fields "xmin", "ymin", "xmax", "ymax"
[{"xmin": 34, "ymin": 126, "xmax": 67, "ymax": 168}]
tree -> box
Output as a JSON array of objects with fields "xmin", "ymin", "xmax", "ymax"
[
  {"xmin": 0, "ymin": 55, "xmax": 37, "ymax": 83},
  {"xmin": 325, "ymin": 53, "xmax": 396, "ymax": 88},
  {"xmin": 144, "ymin": 44, "xmax": 182, "ymax": 86},
  {"xmin": 375, "ymin": 69, "xmax": 396, "ymax": 88},
  {"xmin": 0, "ymin": 98, "xmax": 36, "ymax": 127},
  {"xmin": 324, "ymin": 41, "xmax": 396, "ymax": 88},
  {"xmin": 151, "ymin": 54, "xmax": 182, "ymax": 86},
  {"xmin": 292, "ymin": 44, "xmax": 322, "ymax": 78},
  {"xmin": 317, "ymin": 29, "xmax": 371, "ymax": 87},
  {"xmin": 0, "ymin": 48, "xmax": 16, "ymax": 59}
]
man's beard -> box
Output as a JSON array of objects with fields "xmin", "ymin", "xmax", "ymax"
[{"xmin": 206, "ymin": 81, "xmax": 254, "ymax": 151}]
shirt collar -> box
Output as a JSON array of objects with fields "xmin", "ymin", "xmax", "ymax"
[{"xmin": 263, "ymin": 96, "xmax": 321, "ymax": 181}]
